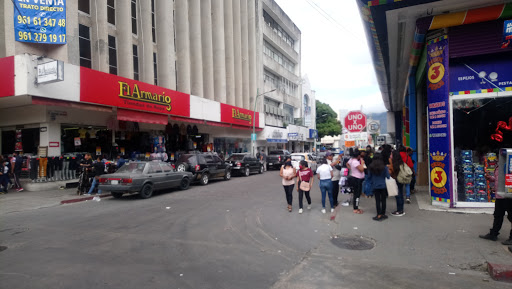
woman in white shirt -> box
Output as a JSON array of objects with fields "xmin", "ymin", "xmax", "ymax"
[
  {"xmin": 316, "ymin": 158, "xmax": 334, "ymax": 213},
  {"xmin": 280, "ymin": 161, "xmax": 297, "ymax": 212}
]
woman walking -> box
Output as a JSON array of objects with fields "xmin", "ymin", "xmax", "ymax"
[
  {"xmin": 296, "ymin": 160, "xmax": 314, "ymax": 214},
  {"xmin": 390, "ymin": 150, "xmax": 406, "ymax": 216},
  {"xmin": 368, "ymin": 154, "xmax": 390, "ymax": 221},
  {"xmin": 316, "ymin": 158, "xmax": 334, "ymax": 213},
  {"xmin": 280, "ymin": 160, "xmax": 296, "ymax": 212},
  {"xmin": 347, "ymin": 150, "xmax": 366, "ymax": 214}
]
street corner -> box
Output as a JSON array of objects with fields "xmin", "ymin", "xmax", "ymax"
[{"xmin": 488, "ymin": 262, "xmax": 512, "ymax": 283}]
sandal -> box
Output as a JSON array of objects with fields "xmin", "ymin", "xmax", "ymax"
[{"xmin": 353, "ymin": 209, "xmax": 364, "ymax": 214}]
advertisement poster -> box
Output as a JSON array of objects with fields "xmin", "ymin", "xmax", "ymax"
[
  {"xmin": 96, "ymin": 147, "xmax": 101, "ymax": 156},
  {"xmin": 427, "ymin": 35, "xmax": 452, "ymax": 203},
  {"xmin": 14, "ymin": 0, "xmax": 66, "ymax": 44},
  {"xmin": 450, "ymin": 54, "xmax": 512, "ymax": 93},
  {"xmin": 74, "ymin": 137, "xmax": 81, "ymax": 146},
  {"xmin": 502, "ymin": 20, "xmax": 512, "ymax": 48}
]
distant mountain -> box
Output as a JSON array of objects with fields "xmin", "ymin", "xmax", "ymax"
[{"xmin": 366, "ymin": 112, "xmax": 387, "ymax": 134}]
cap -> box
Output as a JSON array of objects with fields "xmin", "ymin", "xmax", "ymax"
[{"xmin": 325, "ymin": 151, "xmax": 332, "ymax": 157}]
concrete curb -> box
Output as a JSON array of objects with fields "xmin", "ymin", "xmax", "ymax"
[
  {"xmin": 60, "ymin": 194, "xmax": 112, "ymax": 204},
  {"xmin": 488, "ymin": 262, "xmax": 512, "ymax": 283}
]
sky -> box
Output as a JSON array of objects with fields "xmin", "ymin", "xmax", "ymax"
[{"xmin": 274, "ymin": 0, "xmax": 386, "ymax": 115}]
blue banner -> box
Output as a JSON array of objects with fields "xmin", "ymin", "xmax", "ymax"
[
  {"xmin": 427, "ymin": 35, "xmax": 452, "ymax": 203},
  {"xmin": 14, "ymin": 0, "xmax": 66, "ymax": 44},
  {"xmin": 450, "ymin": 54, "xmax": 512, "ymax": 93},
  {"xmin": 503, "ymin": 20, "xmax": 512, "ymax": 48}
]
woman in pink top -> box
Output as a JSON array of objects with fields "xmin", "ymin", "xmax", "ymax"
[
  {"xmin": 347, "ymin": 150, "xmax": 365, "ymax": 214},
  {"xmin": 280, "ymin": 161, "xmax": 296, "ymax": 212}
]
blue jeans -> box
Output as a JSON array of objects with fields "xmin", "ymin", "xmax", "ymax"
[
  {"xmin": 405, "ymin": 183, "xmax": 411, "ymax": 198},
  {"xmin": 319, "ymin": 179, "xmax": 334, "ymax": 209},
  {"xmin": 395, "ymin": 180, "xmax": 405, "ymax": 212},
  {"xmin": 87, "ymin": 177, "xmax": 102, "ymax": 195}
]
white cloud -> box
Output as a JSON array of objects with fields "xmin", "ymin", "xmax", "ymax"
[{"xmin": 275, "ymin": 0, "xmax": 385, "ymax": 113}]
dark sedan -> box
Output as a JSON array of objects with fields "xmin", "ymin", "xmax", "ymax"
[
  {"xmin": 98, "ymin": 161, "xmax": 193, "ymax": 199},
  {"xmin": 226, "ymin": 153, "xmax": 264, "ymax": 176}
]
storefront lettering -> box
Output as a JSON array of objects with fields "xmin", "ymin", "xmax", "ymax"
[
  {"xmin": 231, "ymin": 108, "xmax": 252, "ymax": 124},
  {"xmin": 118, "ymin": 81, "xmax": 172, "ymax": 111}
]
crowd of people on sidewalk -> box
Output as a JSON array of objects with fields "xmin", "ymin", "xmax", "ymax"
[{"xmin": 279, "ymin": 144, "xmax": 417, "ymax": 221}]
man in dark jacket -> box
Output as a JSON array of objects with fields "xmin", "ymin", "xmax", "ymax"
[
  {"xmin": 87, "ymin": 156, "xmax": 104, "ymax": 195},
  {"xmin": 11, "ymin": 152, "xmax": 24, "ymax": 192}
]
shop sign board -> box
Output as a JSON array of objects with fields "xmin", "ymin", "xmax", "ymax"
[
  {"xmin": 344, "ymin": 111, "xmax": 367, "ymax": 133},
  {"xmin": 80, "ymin": 67, "xmax": 190, "ymax": 117},
  {"xmin": 345, "ymin": 140, "xmax": 355, "ymax": 147},
  {"xmin": 220, "ymin": 103, "xmax": 259, "ymax": 127},
  {"xmin": 450, "ymin": 54, "xmax": 512, "ymax": 93},
  {"xmin": 14, "ymin": 0, "xmax": 66, "ymax": 44},
  {"xmin": 502, "ymin": 20, "xmax": 512, "ymax": 48},
  {"xmin": 427, "ymin": 35, "xmax": 452, "ymax": 203},
  {"xmin": 344, "ymin": 132, "xmax": 368, "ymax": 141},
  {"xmin": 37, "ymin": 60, "xmax": 64, "ymax": 84},
  {"xmin": 309, "ymin": 129, "xmax": 318, "ymax": 139}
]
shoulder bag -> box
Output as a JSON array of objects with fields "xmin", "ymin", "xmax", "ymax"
[
  {"xmin": 299, "ymin": 171, "xmax": 310, "ymax": 191},
  {"xmin": 397, "ymin": 163, "xmax": 413, "ymax": 184}
]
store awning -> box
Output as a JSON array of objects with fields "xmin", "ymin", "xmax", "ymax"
[
  {"xmin": 117, "ymin": 108, "xmax": 168, "ymax": 125},
  {"xmin": 32, "ymin": 96, "xmax": 112, "ymax": 112}
]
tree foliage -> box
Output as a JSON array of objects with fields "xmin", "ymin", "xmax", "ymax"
[{"xmin": 316, "ymin": 100, "xmax": 342, "ymax": 139}]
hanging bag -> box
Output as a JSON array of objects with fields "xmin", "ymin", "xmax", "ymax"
[
  {"xmin": 299, "ymin": 171, "xmax": 310, "ymax": 192},
  {"xmin": 397, "ymin": 163, "xmax": 413, "ymax": 184},
  {"xmin": 385, "ymin": 177, "xmax": 398, "ymax": 196}
]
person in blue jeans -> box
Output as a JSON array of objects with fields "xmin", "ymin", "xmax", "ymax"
[
  {"xmin": 87, "ymin": 156, "xmax": 105, "ymax": 195},
  {"xmin": 316, "ymin": 158, "xmax": 334, "ymax": 214},
  {"xmin": 390, "ymin": 150, "xmax": 406, "ymax": 216}
]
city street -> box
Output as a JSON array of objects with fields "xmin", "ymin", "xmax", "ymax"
[{"xmin": 1, "ymin": 172, "xmax": 511, "ymax": 289}]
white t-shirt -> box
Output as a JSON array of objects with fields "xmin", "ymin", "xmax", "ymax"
[{"xmin": 316, "ymin": 164, "xmax": 333, "ymax": 180}]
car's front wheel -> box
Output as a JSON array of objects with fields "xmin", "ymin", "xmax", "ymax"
[
  {"xmin": 224, "ymin": 170, "xmax": 231, "ymax": 180},
  {"xmin": 111, "ymin": 192, "xmax": 123, "ymax": 199},
  {"xmin": 200, "ymin": 173, "xmax": 209, "ymax": 186},
  {"xmin": 180, "ymin": 178, "xmax": 190, "ymax": 190},
  {"xmin": 139, "ymin": 183, "xmax": 153, "ymax": 199},
  {"xmin": 244, "ymin": 167, "xmax": 250, "ymax": 177}
]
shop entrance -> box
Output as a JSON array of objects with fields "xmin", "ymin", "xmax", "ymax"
[{"xmin": 1, "ymin": 128, "xmax": 40, "ymax": 155}]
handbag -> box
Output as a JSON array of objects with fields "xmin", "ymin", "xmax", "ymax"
[
  {"xmin": 385, "ymin": 177, "xmax": 398, "ymax": 197},
  {"xmin": 397, "ymin": 163, "xmax": 413, "ymax": 184},
  {"xmin": 299, "ymin": 171, "xmax": 310, "ymax": 191}
]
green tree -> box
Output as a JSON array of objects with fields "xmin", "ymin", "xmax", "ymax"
[{"xmin": 316, "ymin": 100, "xmax": 342, "ymax": 139}]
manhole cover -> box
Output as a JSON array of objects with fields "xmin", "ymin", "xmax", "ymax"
[
  {"xmin": 0, "ymin": 246, "xmax": 7, "ymax": 252},
  {"xmin": 330, "ymin": 235, "xmax": 375, "ymax": 250}
]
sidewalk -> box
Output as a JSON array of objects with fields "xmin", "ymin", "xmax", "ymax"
[
  {"xmin": 415, "ymin": 185, "xmax": 494, "ymax": 215},
  {"xmin": 0, "ymin": 188, "xmax": 111, "ymax": 216}
]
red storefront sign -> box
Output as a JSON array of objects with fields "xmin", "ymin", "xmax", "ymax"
[
  {"xmin": 344, "ymin": 111, "xmax": 367, "ymax": 133},
  {"xmin": 220, "ymin": 103, "xmax": 259, "ymax": 128},
  {"xmin": 506, "ymin": 174, "xmax": 512, "ymax": 188},
  {"xmin": 0, "ymin": 56, "xmax": 15, "ymax": 98},
  {"xmin": 80, "ymin": 67, "xmax": 190, "ymax": 117}
]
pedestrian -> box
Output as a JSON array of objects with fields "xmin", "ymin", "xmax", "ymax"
[
  {"xmin": 326, "ymin": 151, "xmax": 342, "ymax": 206},
  {"xmin": 280, "ymin": 160, "xmax": 296, "ymax": 212},
  {"xmin": 116, "ymin": 155, "xmax": 126, "ymax": 170},
  {"xmin": 260, "ymin": 150, "xmax": 267, "ymax": 172},
  {"xmin": 10, "ymin": 152, "xmax": 24, "ymax": 192},
  {"xmin": 479, "ymin": 163, "xmax": 512, "ymax": 245},
  {"xmin": 363, "ymin": 146, "xmax": 374, "ymax": 197},
  {"xmin": 316, "ymin": 157, "xmax": 334, "ymax": 213},
  {"xmin": 87, "ymin": 156, "xmax": 104, "ymax": 195},
  {"xmin": 77, "ymin": 153, "xmax": 93, "ymax": 195},
  {"xmin": 368, "ymin": 154, "xmax": 390, "ymax": 221},
  {"xmin": 390, "ymin": 150, "xmax": 407, "ymax": 216},
  {"xmin": 407, "ymin": 147, "xmax": 416, "ymax": 194},
  {"xmin": 399, "ymin": 146, "xmax": 414, "ymax": 203},
  {"xmin": 347, "ymin": 150, "xmax": 366, "ymax": 214},
  {"xmin": 296, "ymin": 160, "xmax": 314, "ymax": 214},
  {"xmin": 0, "ymin": 156, "xmax": 9, "ymax": 193}
]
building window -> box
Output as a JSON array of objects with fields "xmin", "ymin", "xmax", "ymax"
[
  {"xmin": 263, "ymin": 10, "xmax": 295, "ymax": 49},
  {"xmin": 131, "ymin": 0, "xmax": 137, "ymax": 35},
  {"xmin": 264, "ymin": 69, "xmax": 297, "ymax": 97},
  {"xmin": 107, "ymin": 0, "xmax": 115, "ymax": 25},
  {"xmin": 133, "ymin": 45, "xmax": 139, "ymax": 80},
  {"xmin": 108, "ymin": 35, "xmax": 117, "ymax": 75},
  {"xmin": 263, "ymin": 41, "xmax": 296, "ymax": 74},
  {"xmin": 78, "ymin": 0, "xmax": 90, "ymax": 14},
  {"xmin": 153, "ymin": 52, "xmax": 158, "ymax": 85},
  {"xmin": 79, "ymin": 24, "xmax": 91, "ymax": 68},
  {"xmin": 151, "ymin": 0, "xmax": 156, "ymax": 42}
]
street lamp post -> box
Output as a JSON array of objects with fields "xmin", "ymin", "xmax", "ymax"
[{"xmin": 252, "ymin": 88, "xmax": 277, "ymax": 157}]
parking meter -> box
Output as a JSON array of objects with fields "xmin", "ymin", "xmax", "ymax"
[{"xmin": 497, "ymin": 148, "xmax": 512, "ymax": 197}]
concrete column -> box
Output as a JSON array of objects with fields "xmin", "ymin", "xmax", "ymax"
[
  {"xmin": 224, "ymin": 0, "xmax": 236, "ymax": 105},
  {"xmin": 200, "ymin": 0, "xmax": 215, "ymax": 100},
  {"xmin": 211, "ymin": 0, "xmax": 226, "ymax": 103},
  {"xmin": 248, "ymin": 0, "xmax": 258, "ymax": 111},
  {"xmin": 232, "ymin": 0, "xmax": 243, "ymax": 108},
  {"xmin": 189, "ymin": 0, "xmax": 204, "ymax": 97},
  {"xmin": 140, "ymin": 0, "xmax": 154, "ymax": 84},
  {"xmin": 91, "ymin": 0, "xmax": 109, "ymax": 73},
  {"xmin": 156, "ymin": 0, "xmax": 176, "ymax": 89},
  {"xmin": 40, "ymin": 123, "xmax": 61, "ymax": 157},
  {"xmin": 175, "ymin": 0, "xmax": 191, "ymax": 93},
  {"xmin": 241, "ymin": 0, "xmax": 250, "ymax": 110},
  {"xmin": 116, "ymin": 0, "xmax": 133, "ymax": 79}
]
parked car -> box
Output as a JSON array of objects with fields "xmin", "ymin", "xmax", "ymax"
[
  {"xmin": 98, "ymin": 161, "xmax": 193, "ymax": 199},
  {"xmin": 227, "ymin": 153, "xmax": 264, "ymax": 176},
  {"xmin": 290, "ymin": 153, "xmax": 317, "ymax": 172},
  {"xmin": 175, "ymin": 152, "xmax": 232, "ymax": 185},
  {"xmin": 266, "ymin": 150, "xmax": 291, "ymax": 170}
]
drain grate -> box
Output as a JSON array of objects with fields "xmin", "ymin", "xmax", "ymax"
[
  {"xmin": 0, "ymin": 246, "xmax": 7, "ymax": 252},
  {"xmin": 330, "ymin": 235, "xmax": 375, "ymax": 250}
]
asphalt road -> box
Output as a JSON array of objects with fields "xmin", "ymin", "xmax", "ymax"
[{"xmin": 1, "ymin": 171, "xmax": 511, "ymax": 289}]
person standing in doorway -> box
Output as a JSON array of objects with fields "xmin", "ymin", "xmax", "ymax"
[
  {"xmin": 316, "ymin": 158, "xmax": 334, "ymax": 214},
  {"xmin": 347, "ymin": 150, "xmax": 366, "ymax": 214},
  {"xmin": 280, "ymin": 161, "xmax": 296, "ymax": 212},
  {"xmin": 296, "ymin": 160, "xmax": 314, "ymax": 214},
  {"xmin": 368, "ymin": 154, "xmax": 390, "ymax": 221},
  {"xmin": 11, "ymin": 152, "xmax": 24, "ymax": 192}
]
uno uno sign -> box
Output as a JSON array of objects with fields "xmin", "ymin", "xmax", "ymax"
[{"xmin": 344, "ymin": 111, "xmax": 367, "ymax": 133}]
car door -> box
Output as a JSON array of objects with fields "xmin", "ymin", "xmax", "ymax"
[
  {"xmin": 250, "ymin": 157, "xmax": 260, "ymax": 172},
  {"xmin": 213, "ymin": 155, "xmax": 225, "ymax": 177},
  {"xmin": 204, "ymin": 155, "xmax": 217, "ymax": 177},
  {"xmin": 147, "ymin": 162, "xmax": 165, "ymax": 189},
  {"xmin": 161, "ymin": 162, "xmax": 179, "ymax": 187}
]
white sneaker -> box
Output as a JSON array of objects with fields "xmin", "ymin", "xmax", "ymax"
[
  {"xmin": 307, "ymin": 205, "xmax": 311, "ymax": 210},
  {"xmin": 299, "ymin": 208, "xmax": 303, "ymax": 214},
  {"xmin": 342, "ymin": 201, "xmax": 349, "ymax": 207},
  {"xmin": 321, "ymin": 208, "xmax": 326, "ymax": 214},
  {"xmin": 331, "ymin": 208, "xmax": 334, "ymax": 213}
]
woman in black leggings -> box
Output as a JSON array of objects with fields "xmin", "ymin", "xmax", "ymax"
[{"xmin": 367, "ymin": 154, "xmax": 390, "ymax": 221}]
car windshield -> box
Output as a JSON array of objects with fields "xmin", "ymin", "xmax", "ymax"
[
  {"xmin": 228, "ymin": 155, "xmax": 245, "ymax": 161},
  {"xmin": 115, "ymin": 162, "xmax": 146, "ymax": 174},
  {"xmin": 291, "ymin": 155, "xmax": 305, "ymax": 161},
  {"xmin": 269, "ymin": 151, "xmax": 283, "ymax": 155},
  {"xmin": 178, "ymin": 155, "xmax": 198, "ymax": 166}
]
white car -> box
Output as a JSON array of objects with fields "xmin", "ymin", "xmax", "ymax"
[{"xmin": 290, "ymin": 153, "xmax": 317, "ymax": 172}]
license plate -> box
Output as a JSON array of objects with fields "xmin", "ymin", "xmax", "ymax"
[
  {"xmin": 111, "ymin": 180, "xmax": 119, "ymax": 185},
  {"xmin": 269, "ymin": 163, "xmax": 273, "ymax": 166}
]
